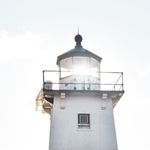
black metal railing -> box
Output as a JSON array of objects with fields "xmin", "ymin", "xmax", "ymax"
[{"xmin": 42, "ymin": 70, "xmax": 124, "ymax": 91}]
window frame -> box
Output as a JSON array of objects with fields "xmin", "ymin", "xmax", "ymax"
[{"xmin": 78, "ymin": 113, "xmax": 90, "ymax": 128}]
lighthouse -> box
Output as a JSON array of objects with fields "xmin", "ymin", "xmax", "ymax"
[{"xmin": 36, "ymin": 34, "xmax": 124, "ymax": 150}]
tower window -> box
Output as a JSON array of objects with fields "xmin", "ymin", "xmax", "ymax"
[{"xmin": 78, "ymin": 114, "xmax": 90, "ymax": 128}]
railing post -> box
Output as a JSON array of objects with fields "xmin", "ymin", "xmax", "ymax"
[
  {"xmin": 43, "ymin": 70, "xmax": 45, "ymax": 84},
  {"xmin": 122, "ymin": 72, "xmax": 124, "ymax": 91}
]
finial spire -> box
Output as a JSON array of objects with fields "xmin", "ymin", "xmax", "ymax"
[
  {"xmin": 77, "ymin": 26, "xmax": 79, "ymax": 35},
  {"xmin": 75, "ymin": 34, "xmax": 82, "ymax": 48},
  {"xmin": 75, "ymin": 27, "xmax": 82, "ymax": 47}
]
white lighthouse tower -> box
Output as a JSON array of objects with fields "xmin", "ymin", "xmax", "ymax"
[{"xmin": 36, "ymin": 34, "xmax": 124, "ymax": 150}]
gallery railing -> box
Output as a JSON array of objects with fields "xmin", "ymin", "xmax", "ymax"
[{"xmin": 42, "ymin": 70, "xmax": 124, "ymax": 91}]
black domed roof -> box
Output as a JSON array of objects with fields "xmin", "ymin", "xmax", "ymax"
[{"xmin": 56, "ymin": 34, "xmax": 102, "ymax": 65}]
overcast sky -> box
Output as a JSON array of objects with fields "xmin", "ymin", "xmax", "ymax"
[{"xmin": 0, "ymin": 0, "xmax": 150, "ymax": 150}]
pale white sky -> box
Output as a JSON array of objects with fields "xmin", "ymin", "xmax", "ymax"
[{"xmin": 0, "ymin": 0, "xmax": 150, "ymax": 150}]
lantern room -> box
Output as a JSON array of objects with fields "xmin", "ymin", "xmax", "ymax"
[{"xmin": 57, "ymin": 34, "xmax": 102, "ymax": 90}]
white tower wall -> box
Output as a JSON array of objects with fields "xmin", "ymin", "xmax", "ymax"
[{"xmin": 49, "ymin": 92, "xmax": 118, "ymax": 150}]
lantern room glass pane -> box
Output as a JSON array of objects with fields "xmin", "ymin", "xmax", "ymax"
[
  {"xmin": 73, "ymin": 57, "xmax": 90, "ymax": 75},
  {"xmin": 59, "ymin": 56, "xmax": 100, "ymax": 79},
  {"xmin": 90, "ymin": 58, "xmax": 100, "ymax": 78},
  {"xmin": 60, "ymin": 57, "xmax": 73, "ymax": 69},
  {"xmin": 60, "ymin": 57, "xmax": 73, "ymax": 78}
]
